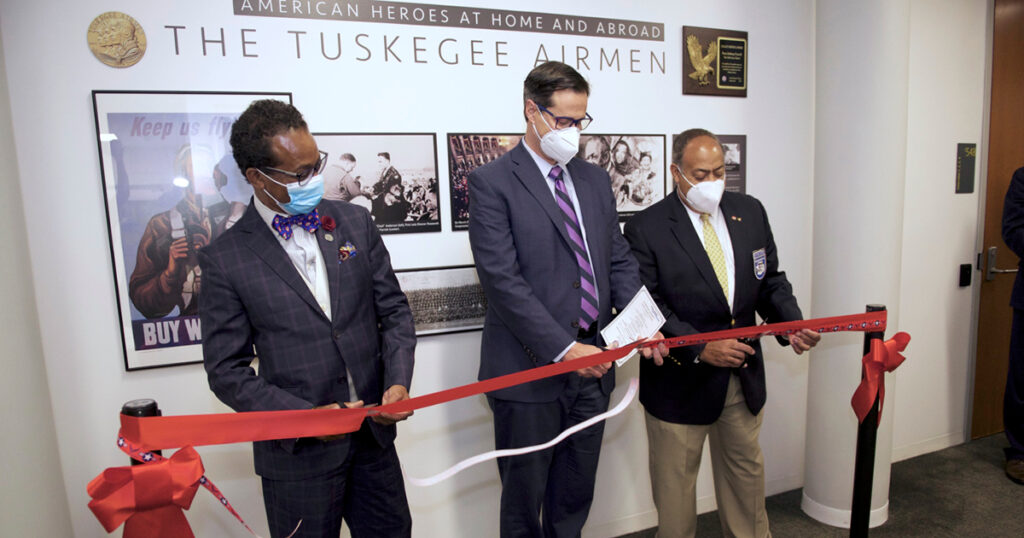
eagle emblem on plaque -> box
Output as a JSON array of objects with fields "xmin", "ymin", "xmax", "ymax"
[
  {"xmin": 753, "ymin": 248, "xmax": 767, "ymax": 280},
  {"xmin": 686, "ymin": 35, "xmax": 718, "ymax": 86}
]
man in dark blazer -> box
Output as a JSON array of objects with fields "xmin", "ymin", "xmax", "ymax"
[
  {"xmin": 1000, "ymin": 165, "xmax": 1024, "ymax": 485},
  {"xmin": 468, "ymin": 61, "xmax": 664, "ymax": 538},
  {"xmin": 623, "ymin": 129, "xmax": 819, "ymax": 537},
  {"xmin": 199, "ymin": 100, "xmax": 415, "ymax": 538}
]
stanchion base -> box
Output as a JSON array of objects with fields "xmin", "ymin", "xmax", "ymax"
[{"xmin": 800, "ymin": 492, "xmax": 888, "ymax": 529}]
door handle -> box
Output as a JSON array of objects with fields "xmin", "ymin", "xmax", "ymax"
[{"xmin": 986, "ymin": 246, "xmax": 1019, "ymax": 281}]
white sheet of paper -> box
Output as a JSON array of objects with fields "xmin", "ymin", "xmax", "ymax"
[{"xmin": 601, "ymin": 286, "xmax": 667, "ymax": 366}]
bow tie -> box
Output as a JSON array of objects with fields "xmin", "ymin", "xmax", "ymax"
[{"xmin": 272, "ymin": 210, "xmax": 321, "ymax": 240}]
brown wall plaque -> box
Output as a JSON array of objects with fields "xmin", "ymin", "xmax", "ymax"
[{"xmin": 682, "ymin": 26, "xmax": 748, "ymax": 97}]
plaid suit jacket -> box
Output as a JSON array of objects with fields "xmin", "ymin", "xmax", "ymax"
[{"xmin": 198, "ymin": 199, "xmax": 415, "ymax": 480}]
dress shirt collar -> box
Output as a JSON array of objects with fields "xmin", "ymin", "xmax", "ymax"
[
  {"xmin": 521, "ymin": 139, "xmax": 562, "ymax": 180},
  {"xmin": 253, "ymin": 193, "xmax": 289, "ymax": 233}
]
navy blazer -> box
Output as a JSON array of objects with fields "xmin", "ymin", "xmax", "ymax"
[
  {"xmin": 1002, "ymin": 167, "xmax": 1024, "ymax": 309},
  {"xmin": 198, "ymin": 200, "xmax": 415, "ymax": 480},
  {"xmin": 468, "ymin": 142, "xmax": 641, "ymax": 402},
  {"xmin": 624, "ymin": 191, "xmax": 802, "ymax": 425}
]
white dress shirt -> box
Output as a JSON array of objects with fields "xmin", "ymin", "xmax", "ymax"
[
  {"xmin": 253, "ymin": 196, "xmax": 360, "ymax": 401},
  {"xmin": 677, "ymin": 190, "xmax": 736, "ymax": 310}
]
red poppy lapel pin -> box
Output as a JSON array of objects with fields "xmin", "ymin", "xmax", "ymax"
[{"xmin": 320, "ymin": 215, "xmax": 336, "ymax": 241}]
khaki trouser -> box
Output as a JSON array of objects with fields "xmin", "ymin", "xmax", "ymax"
[{"xmin": 645, "ymin": 375, "xmax": 771, "ymax": 538}]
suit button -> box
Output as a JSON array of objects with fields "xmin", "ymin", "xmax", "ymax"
[
  {"xmin": 573, "ymin": 280, "xmax": 581, "ymax": 289},
  {"xmin": 571, "ymin": 320, "xmax": 580, "ymax": 329},
  {"xmin": 731, "ymin": 319, "xmax": 736, "ymax": 327},
  {"xmin": 332, "ymin": 329, "xmax": 342, "ymax": 340}
]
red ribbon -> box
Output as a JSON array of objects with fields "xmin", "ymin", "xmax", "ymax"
[
  {"xmin": 851, "ymin": 332, "xmax": 911, "ymax": 424},
  {"xmin": 119, "ymin": 311, "xmax": 890, "ymax": 450},
  {"xmin": 99, "ymin": 310, "xmax": 898, "ymax": 535},
  {"xmin": 87, "ymin": 446, "xmax": 204, "ymax": 537}
]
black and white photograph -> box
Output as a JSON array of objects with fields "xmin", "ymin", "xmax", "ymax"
[
  {"xmin": 92, "ymin": 90, "xmax": 291, "ymax": 370},
  {"xmin": 395, "ymin": 265, "xmax": 488, "ymax": 335},
  {"xmin": 314, "ymin": 133, "xmax": 440, "ymax": 234},
  {"xmin": 447, "ymin": 133, "xmax": 523, "ymax": 230},
  {"xmin": 719, "ymin": 134, "xmax": 747, "ymax": 194},
  {"xmin": 578, "ymin": 134, "xmax": 667, "ymax": 220}
]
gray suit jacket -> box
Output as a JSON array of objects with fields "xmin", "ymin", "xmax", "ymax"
[
  {"xmin": 198, "ymin": 199, "xmax": 414, "ymax": 480},
  {"xmin": 468, "ymin": 143, "xmax": 641, "ymax": 402}
]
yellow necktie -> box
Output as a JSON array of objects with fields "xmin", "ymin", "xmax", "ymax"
[{"xmin": 701, "ymin": 213, "xmax": 729, "ymax": 298}]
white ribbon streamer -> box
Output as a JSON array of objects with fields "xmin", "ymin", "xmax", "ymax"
[{"xmin": 404, "ymin": 377, "xmax": 641, "ymax": 487}]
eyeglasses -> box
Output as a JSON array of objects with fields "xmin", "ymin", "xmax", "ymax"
[
  {"xmin": 537, "ymin": 104, "xmax": 593, "ymax": 131},
  {"xmin": 262, "ymin": 150, "xmax": 328, "ymax": 186}
]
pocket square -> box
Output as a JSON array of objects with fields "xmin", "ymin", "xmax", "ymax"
[{"xmin": 339, "ymin": 242, "xmax": 358, "ymax": 262}]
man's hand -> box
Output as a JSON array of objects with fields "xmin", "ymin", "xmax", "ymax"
[
  {"xmin": 699, "ymin": 339, "xmax": 755, "ymax": 368},
  {"xmin": 372, "ymin": 385, "xmax": 414, "ymax": 425},
  {"xmin": 639, "ymin": 331, "xmax": 670, "ymax": 366},
  {"xmin": 313, "ymin": 401, "xmax": 345, "ymax": 441},
  {"xmin": 789, "ymin": 329, "xmax": 821, "ymax": 355},
  {"xmin": 566, "ymin": 342, "xmax": 610, "ymax": 378}
]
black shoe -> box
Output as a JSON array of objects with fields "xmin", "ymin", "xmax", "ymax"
[{"xmin": 1006, "ymin": 459, "xmax": 1024, "ymax": 485}]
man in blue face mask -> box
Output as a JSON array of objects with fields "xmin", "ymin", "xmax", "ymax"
[
  {"xmin": 468, "ymin": 61, "xmax": 666, "ymax": 538},
  {"xmin": 198, "ymin": 99, "xmax": 416, "ymax": 538}
]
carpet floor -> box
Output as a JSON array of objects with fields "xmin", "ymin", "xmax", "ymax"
[{"xmin": 618, "ymin": 433, "xmax": 1024, "ymax": 537}]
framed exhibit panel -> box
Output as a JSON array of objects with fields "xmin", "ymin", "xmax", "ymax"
[
  {"xmin": 313, "ymin": 132, "xmax": 440, "ymax": 234},
  {"xmin": 577, "ymin": 133, "xmax": 666, "ymax": 220},
  {"xmin": 92, "ymin": 90, "xmax": 291, "ymax": 370},
  {"xmin": 718, "ymin": 134, "xmax": 747, "ymax": 194},
  {"xmin": 446, "ymin": 133, "xmax": 523, "ymax": 231},
  {"xmin": 395, "ymin": 265, "xmax": 487, "ymax": 336}
]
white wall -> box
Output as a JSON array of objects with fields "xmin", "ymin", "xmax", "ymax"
[
  {"xmin": 0, "ymin": 19, "xmax": 73, "ymax": 538},
  {"xmin": 0, "ymin": 0, "xmax": 988, "ymax": 536},
  {"xmin": 892, "ymin": 0, "xmax": 989, "ymax": 461}
]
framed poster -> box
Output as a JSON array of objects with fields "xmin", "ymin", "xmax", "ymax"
[
  {"xmin": 92, "ymin": 90, "xmax": 291, "ymax": 370},
  {"xmin": 395, "ymin": 265, "xmax": 487, "ymax": 336},
  {"xmin": 313, "ymin": 133, "xmax": 440, "ymax": 235},
  {"xmin": 578, "ymin": 134, "xmax": 666, "ymax": 220},
  {"xmin": 718, "ymin": 134, "xmax": 747, "ymax": 194},
  {"xmin": 447, "ymin": 133, "xmax": 523, "ymax": 231}
]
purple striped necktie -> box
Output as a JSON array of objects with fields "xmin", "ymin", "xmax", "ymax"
[{"xmin": 550, "ymin": 165, "xmax": 599, "ymax": 330}]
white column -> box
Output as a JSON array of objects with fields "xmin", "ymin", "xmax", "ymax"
[
  {"xmin": 802, "ymin": 0, "xmax": 910, "ymax": 528},
  {"xmin": 0, "ymin": 23, "xmax": 72, "ymax": 537}
]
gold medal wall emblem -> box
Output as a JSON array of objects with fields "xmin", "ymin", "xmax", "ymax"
[{"xmin": 87, "ymin": 12, "xmax": 146, "ymax": 68}]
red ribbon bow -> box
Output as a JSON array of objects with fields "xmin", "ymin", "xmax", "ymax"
[
  {"xmin": 87, "ymin": 446, "xmax": 204, "ymax": 537},
  {"xmin": 851, "ymin": 332, "xmax": 911, "ymax": 424}
]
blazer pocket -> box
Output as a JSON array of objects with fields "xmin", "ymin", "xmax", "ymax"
[{"xmin": 273, "ymin": 382, "xmax": 311, "ymax": 404}]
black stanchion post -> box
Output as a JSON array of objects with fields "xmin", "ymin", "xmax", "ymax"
[
  {"xmin": 121, "ymin": 399, "xmax": 162, "ymax": 465},
  {"xmin": 850, "ymin": 304, "xmax": 886, "ymax": 537}
]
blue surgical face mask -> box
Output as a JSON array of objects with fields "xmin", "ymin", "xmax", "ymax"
[{"xmin": 259, "ymin": 170, "xmax": 325, "ymax": 215}]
